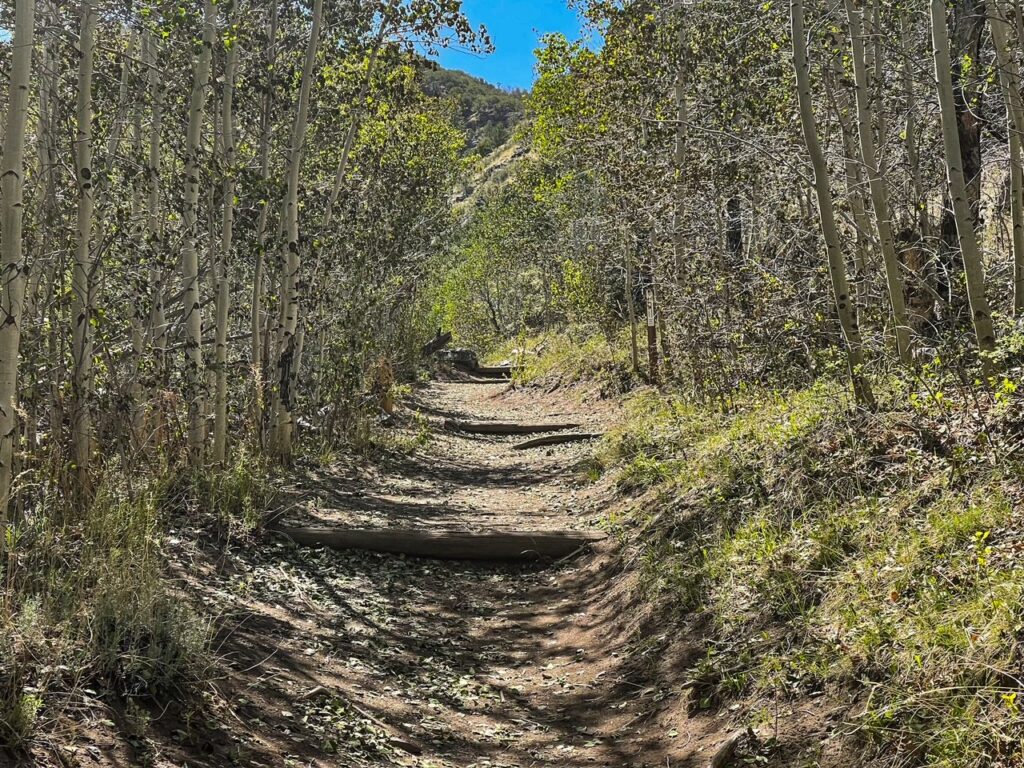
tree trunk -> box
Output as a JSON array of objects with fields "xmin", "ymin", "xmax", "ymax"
[
  {"xmin": 214, "ymin": 4, "xmax": 239, "ymax": 466},
  {"xmin": 273, "ymin": 0, "xmax": 325, "ymax": 462},
  {"xmin": 988, "ymin": 0, "xmax": 1024, "ymax": 315},
  {"xmin": 0, "ymin": 0, "xmax": 37, "ymax": 527},
  {"xmin": 182, "ymin": 0, "xmax": 217, "ymax": 466},
  {"xmin": 844, "ymin": 0, "xmax": 912, "ymax": 364},
  {"xmin": 791, "ymin": 0, "xmax": 875, "ymax": 407},
  {"xmin": 252, "ymin": 0, "xmax": 279, "ymax": 445},
  {"xmin": 937, "ymin": 0, "xmax": 986, "ymax": 313},
  {"xmin": 931, "ymin": 0, "xmax": 998, "ymax": 367},
  {"xmin": 144, "ymin": 30, "xmax": 168, "ymax": 449},
  {"xmin": 71, "ymin": 0, "xmax": 97, "ymax": 501},
  {"xmin": 902, "ymin": 11, "xmax": 929, "ymax": 241}
]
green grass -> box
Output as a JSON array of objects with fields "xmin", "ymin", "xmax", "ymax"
[
  {"xmin": 0, "ymin": 457, "xmax": 261, "ymax": 752},
  {"xmin": 522, "ymin": 331, "xmax": 1024, "ymax": 767}
]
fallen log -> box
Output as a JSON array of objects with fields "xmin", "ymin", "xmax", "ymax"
[
  {"xmin": 513, "ymin": 433, "xmax": 603, "ymax": 450},
  {"xmin": 274, "ymin": 526, "xmax": 607, "ymax": 561},
  {"xmin": 444, "ymin": 419, "xmax": 581, "ymax": 435},
  {"xmin": 474, "ymin": 365, "xmax": 519, "ymax": 378},
  {"xmin": 422, "ymin": 330, "xmax": 453, "ymax": 357}
]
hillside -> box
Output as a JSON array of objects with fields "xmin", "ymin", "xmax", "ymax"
[{"xmin": 420, "ymin": 65, "xmax": 526, "ymax": 155}]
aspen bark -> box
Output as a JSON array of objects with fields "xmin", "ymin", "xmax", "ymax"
[
  {"xmin": 252, "ymin": 0, "xmax": 280, "ymax": 443},
  {"xmin": 214, "ymin": 7, "xmax": 239, "ymax": 466},
  {"xmin": 931, "ymin": 0, "xmax": 998, "ymax": 365},
  {"xmin": 987, "ymin": 0, "xmax": 1024, "ymax": 314},
  {"xmin": 182, "ymin": 0, "xmax": 217, "ymax": 465},
  {"xmin": 323, "ymin": 34, "xmax": 386, "ymax": 231},
  {"xmin": 144, "ymin": 30, "xmax": 167, "ymax": 421},
  {"xmin": 71, "ymin": 0, "xmax": 97, "ymax": 499},
  {"xmin": 844, "ymin": 0, "xmax": 912, "ymax": 363},
  {"xmin": 902, "ymin": 11, "xmax": 929, "ymax": 240},
  {"xmin": 273, "ymin": 0, "xmax": 325, "ymax": 461},
  {"xmin": 828, "ymin": 41, "xmax": 872, "ymax": 282},
  {"xmin": 0, "ymin": 0, "xmax": 37, "ymax": 525},
  {"xmin": 791, "ymin": 0, "xmax": 875, "ymax": 407},
  {"xmin": 673, "ymin": 16, "xmax": 687, "ymax": 280}
]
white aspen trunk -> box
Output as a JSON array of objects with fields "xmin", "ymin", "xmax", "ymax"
[
  {"xmin": 37, "ymin": 0, "xmax": 61, "ymax": 459},
  {"xmin": 71, "ymin": 0, "xmax": 97, "ymax": 500},
  {"xmin": 323, "ymin": 32, "xmax": 387, "ymax": 230},
  {"xmin": 213, "ymin": 6, "xmax": 239, "ymax": 466},
  {"xmin": 0, "ymin": 0, "xmax": 37, "ymax": 526},
  {"xmin": 844, "ymin": 0, "xmax": 912, "ymax": 364},
  {"xmin": 625, "ymin": 240, "xmax": 640, "ymax": 374},
  {"xmin": 106, "ymin": 34, "xmax": 135, "ymax": 161},
  {"xmin": 902, "ymin": 11, "xmax": 929, "ymax": 239},
  {"xmin": 829, "ymin": 41, "xmax": 872, "ymax": 282},
  {"xmin": 252, "ymin": 0, "xmax": 279, "ymax": 444},
  {"xmin": 791, "ymin": 0, "xmax": 875, "ymax": 407},
  {"xmin": 988, "ymin": 0, "xmax": 1024, "ymax": 314},
  {"xmin": 870, "ymin": 0, "xmax": 888, "ymax": 169},
  {"xmin": 144, "ymin": 30, "xmax": 167, "ymax": 391},
  {"xmin": 931, "ymin": 0, "xmax": 998, "ymax": 366},
  {"xmin": 130, "ymin": 65, "xmax": 146, "ymax": 448},
  {"xmin": 673, "ymin": 9, "xmax": 688, "ymax": 285},
  {"xmin": 182, "ymin": 0, "xmax": 217, "ymax": 466},
  {"xmin": 273, "ymin": 0, "xmax": 325, "ymax": 462}
]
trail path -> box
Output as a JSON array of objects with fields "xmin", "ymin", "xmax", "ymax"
[{"xmin": 166, "ymin": 381, "xmax": 698, "ymax": 768}]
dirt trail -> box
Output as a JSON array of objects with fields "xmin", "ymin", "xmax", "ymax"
[{"xmin": 153, "ymin": 381, "xmax": 717, "ymax": 768}]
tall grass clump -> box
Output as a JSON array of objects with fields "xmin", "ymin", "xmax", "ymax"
[{"xmin": 0, "ymin": 467, "xmax": 213, "ymax": 753}]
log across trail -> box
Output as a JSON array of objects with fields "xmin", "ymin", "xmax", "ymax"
[
  {"xmin": 444, "ymin": 419, "xmax": 582, "ymax": 435},
  {"xmin": 274, "ymin": 525, "xmax": 607, "ymax": 561},
  {"xmin": 514, "ymin": 432, "xmax": 604, "ymax": 450}
]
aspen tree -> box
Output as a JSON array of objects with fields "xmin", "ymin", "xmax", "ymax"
[
  {"xmin": 987, "ymin": 0, "xmax": 1024, "ymax": 314},
  {"xmin": 791, "ymin": 0, "xmax": 875, "ymax": 407},
  {"xmin": 38, "ymin": 0, "xmax": 62, "ymax": 457},
  {"xmin": 0, "ymin": 0, "xmax": 37, "ymax": 525},
  {"xmin": 214, "ymin": 2, "xmax": 239, "ymax": 466},
  {"xmin": 902, "ymin": 11, "xmax": 929, "ymax": 239},
  {"xmin": 844, "ymin": 0, "xmax": 912, "ymax": 363},
  {"xmin": 673, "ymin": 8, "xmax": 687, "ymax": 280},
  {"xmin": 273, "ymin": 0, "xmax": 325, "ymax": 461},
  {"xmin": 144, "ymin": 30, "xmax": 167, "ymax": 426},
  {"xmin": 182, "ymin": 0, "xmax": 217, "ymax": 465},
  {"xmin": 252, "ymin": 0, "xmax": 280, "ymax": 442},
  {"xmin": 71, "ymin": 0, "xmax": 97, "ymax": 499},
  {"xmin": 828, "ymin": 40, "xmax": 872, "ymax": 282},
  {"xmin": 931, "ymin": 0, "xmax": 998, "ymax": 365},
  {"xmin": 323, "ymin": 28, "xmax": 389, "ymax": 231}
]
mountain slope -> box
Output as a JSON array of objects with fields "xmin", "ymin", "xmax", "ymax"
[{"xmin": 421, "ymin": 66, "xmax": 526, "ymax": 155}]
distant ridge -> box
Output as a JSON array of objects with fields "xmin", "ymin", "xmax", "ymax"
[{"xmin": 420, "ymin": 65, "xmax": 526, "ymax": 155}]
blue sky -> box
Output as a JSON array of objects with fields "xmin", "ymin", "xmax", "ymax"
[{"xmin": 435, "ymin": 1, "xmax": 586, "ymax": 91}]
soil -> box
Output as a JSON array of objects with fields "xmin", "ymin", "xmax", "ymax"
[{"xmin": 20, "ymin": 379, "xmax": 832, "ymax": 767}]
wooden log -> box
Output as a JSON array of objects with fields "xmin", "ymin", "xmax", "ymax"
[
  {"xmin": 474, "ymin": 365, "xmax": 518, "ymax": 377},
  {"xmin": 444, "ymin": 419, "xmax": 581, "ymax": 435},
  {"xmin": 274, "ymin": 526, "xmax": 607, "ymax": 561},
  {"xmin": 513, "ymin": 433, "xmax": 603, "ymax": 450},
  {"xmin": 422, "ymin": 330, "xmax": 453, "ymax": 357}
]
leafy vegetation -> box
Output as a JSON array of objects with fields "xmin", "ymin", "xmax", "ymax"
[{"xmin": 420, "ymin": 65, "xmax": 526, "ymax": 155}]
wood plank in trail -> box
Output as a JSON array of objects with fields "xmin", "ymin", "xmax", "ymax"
[
  {"xmin": 513, "ymin": 433, "xmax": 604, "ymax": 450},
  {"xmin": 444, "ymin": 419, "xmax": 582, "ymax": 435},
  {"xmin": 453, "ymin": 363, "xmax": 521, "ymax": 378},
  {"xmin": 274, "ymin": 526, "xmax": 607, "ymax": 561}
]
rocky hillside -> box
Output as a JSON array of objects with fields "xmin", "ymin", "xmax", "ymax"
[{"xmin": 420, "ymin": 65, "xmax": 526, "ymax": 155}]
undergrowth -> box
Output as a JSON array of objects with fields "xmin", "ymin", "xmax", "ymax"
[
  {"xmin": 0, "ymin": 452, "xmax": 271, "ymax": 754},
  {"xmin": 536, "ymin": 328, "xmax": 1024, "ymax": 767},
  {"xmin": 488, "ymin": 325, "xmax": 643, "ymax": 395}
]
